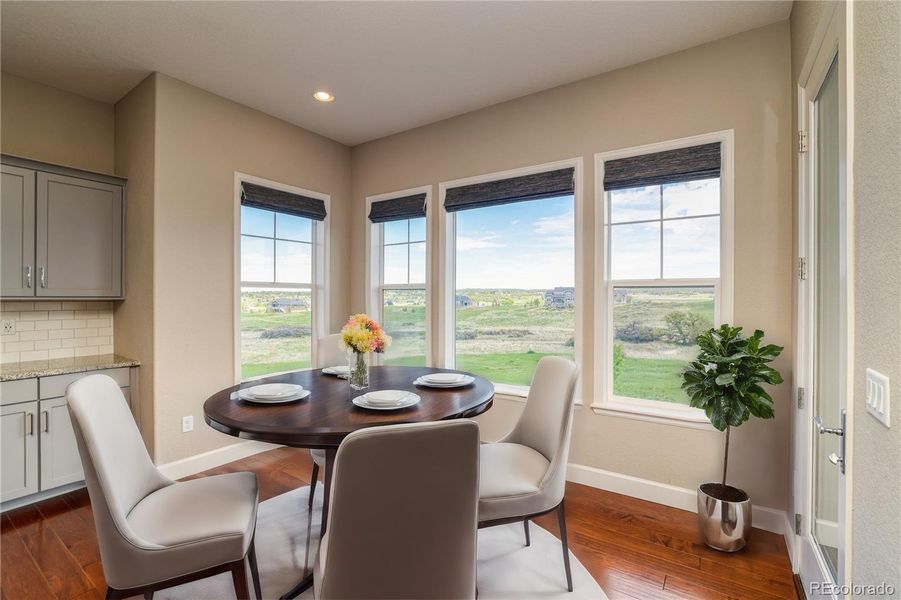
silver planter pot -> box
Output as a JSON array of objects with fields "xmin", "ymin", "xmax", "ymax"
[{"xmin": 697, "ymin": 483, "xmax": 752, "ymax": 552}]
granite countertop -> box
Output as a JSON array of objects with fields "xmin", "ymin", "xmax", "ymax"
[{"xmin": 0, "ymin": 354, "xmax": 140, "ymax": 382}]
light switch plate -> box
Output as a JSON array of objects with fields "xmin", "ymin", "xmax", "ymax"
[
  {"xmin": 865, "ymin": 368, "xmax": 891, "ymax": 428},
  {"xmin": 182, "ymin": 415, "xmax": 194, "ymax": 433}
]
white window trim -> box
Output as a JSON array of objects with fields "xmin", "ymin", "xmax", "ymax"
[
  {"xmin": 437, "ymin": 158, "xmax": 584, "ymax": 402},
  {"xmin": 233, "ymin": 172, "xmax": 330, "ymax": 383},
  {"xmin": 592, "ymin": 130, "xmax": 734, "ymax": 428},
  {"xmin": 364, "ymin": 185, "xmax": 433, "ymax": 366}
]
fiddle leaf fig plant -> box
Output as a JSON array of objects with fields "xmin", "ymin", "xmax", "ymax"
[{"xmin": 681, "ymin": 325, "xmax": 783, "ymax": 487}]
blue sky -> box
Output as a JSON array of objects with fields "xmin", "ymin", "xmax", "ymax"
[{"xmin": 456, "ymin": 196, "xmax": 575, "ymax": 289}]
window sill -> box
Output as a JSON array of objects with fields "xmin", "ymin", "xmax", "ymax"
[
  {"xmin": 491, "ymin": 383, "xmax": 583, "ymax": 407},
  {"xmin": 590, "ymin": 398, "xmax": 716, "ymax": 431}
]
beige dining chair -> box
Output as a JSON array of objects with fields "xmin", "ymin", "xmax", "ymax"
[
  {"xmin": 477, "ymin": 356, "xmax": 579, "ymax": 592},
  {"xmin": 314, "ymin": 420, "xmax": 480, "ymax": 599},
  {"xmin": 309, "ymin": 333, "xmax": 346, "ymax": 508},
  {"xmin": 67, "ymin": 374, "xmax": 262, "ymax": 600}
]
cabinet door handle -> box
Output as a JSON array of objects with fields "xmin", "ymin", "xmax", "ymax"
[
  {"xmin": 41, "ymin": 410, "xmax": 49, "ymax": 433},
  {"xmin": 27, "ymin": 412, "xmax": 34, "ymax": 436},
  {"xmin": 39, "ymin": 267, "xmax": 46, "ymax": 288},
  {"xmin": 25, "ymin": 266, "xmax": 32, "ymax": 288}
]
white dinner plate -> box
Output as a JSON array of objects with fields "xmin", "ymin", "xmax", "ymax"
[
  {"xmin": 422, "ymin": 373, "xmax": 466, "ymax": 384},
  {"xmin": 243, "ymin": 383, "xmax": 303, "ymax": 399},
  {"xmin": 364, "ymin": 389, "xmax": 412, "ymax": 405},
  {"xmin": 322, "ymin": 366, "xmax": 351, "ymax": 377},
  {"xmin": 414, "ymin": 375, "xmax": 475, "ymax": 389},
  {"xmin": 235, "ymin": 389, "xmax": 310, "ymax": 404},
  {"xmin": 352, "ymin": 393, "xmax": 420, "ymax": 411}
]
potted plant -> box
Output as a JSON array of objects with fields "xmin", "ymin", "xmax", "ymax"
[
  {"xmin": 340, "ymin": 314, "xmax": 391, "ymax": 391},
  {"xmin": 681, "ymin": 325, "xmax": 783, "ymax": 552}
]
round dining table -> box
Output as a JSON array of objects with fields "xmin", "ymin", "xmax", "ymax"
[{"xmin": 203, "ymin": 365, "xmax": 494, "ymax": 599}]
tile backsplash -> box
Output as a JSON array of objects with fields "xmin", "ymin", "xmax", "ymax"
[{"xmin": 0, "ymin": 301, "xmax": 114, "ymax": 363}]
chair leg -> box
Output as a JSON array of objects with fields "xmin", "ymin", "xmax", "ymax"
[
  {"xmin": 230, "ymin": 559, "xmax": 250, "ymax": 600},
  {"xmin": 309, "ymin": 461, "xmax": 319, "ymax": 509},
  {"xmin": 523, "ymin": 519, "xmax": 531, "ymax": 547},
  {"xmin": 557, "ymin": 501, "xmax": 573, "ymax": 592},
  {"xmin": 248, "ymin": 537, "xmax": 263, "ymax": 600},
  {"xmin": 144, "ymin": 593, "xmax": 154, "ymax": 600}
]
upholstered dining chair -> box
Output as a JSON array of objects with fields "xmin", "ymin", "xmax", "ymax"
[
  {"xmin": 477, "ymin": 356, "xmax": 579, "ymax": 592},
  {"xmin": 314, "ymin": 420, "xmax": 480, "ymax": 599},
  {"xmin": 309, "ymin": 333, "xmax": 346, "ymax": 508},
  {"xmin": 67, "ymin": 374, "xmax": 262, "ymax": 600}
]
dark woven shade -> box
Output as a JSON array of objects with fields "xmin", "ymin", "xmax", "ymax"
[
  {"xmin": 241, "ymin": 182, "xmax": 327, "ymax": 221},
  {"xmin": 444, "ymin": 167, "xmax": 574, "ymax": 213},
  {"xmin": 603, "ymin": 142, "xmax": 721, "ymax": 191},
  {"xmin": 368, "ymin": 193, "xmax": 427, "ymax": 223}
]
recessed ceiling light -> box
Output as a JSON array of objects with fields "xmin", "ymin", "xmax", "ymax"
[{"xmin": 313, "ymin": 91, "xmax": 334, "ymax": 103}]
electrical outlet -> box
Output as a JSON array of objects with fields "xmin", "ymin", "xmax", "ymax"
[
  {"xmin": 866, "ymin": 369, "xmax": 891, "ymax": 428},
  {"xmin": 182, "ymin": 415, "xmax": 194, "ymax": 433},
  {"xmin": 1, "ymin": 320, "xmax": 15, "ymax": 335}
]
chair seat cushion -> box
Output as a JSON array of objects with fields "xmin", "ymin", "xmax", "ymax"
[
  {"xmin": 310, "ymin": 449, "xmax": 326, "ymax": 466},
  {"xmin": 479, "ymin": 443, "xmax": 549, "ymax": 499},
  {"xmin": 128, "ymin": 471, "xmax": 258, "ymax": 557}
]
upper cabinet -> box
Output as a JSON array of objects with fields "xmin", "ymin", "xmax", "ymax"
[{"xmin": 1, "ymin": 156, "xmax": 125, "ymax": 299}]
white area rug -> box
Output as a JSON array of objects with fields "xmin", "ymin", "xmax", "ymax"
[{"xmin": 157, "ymin": 486, "xmax": 606, "ymax": 599}]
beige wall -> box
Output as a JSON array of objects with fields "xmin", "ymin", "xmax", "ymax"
[
  {"xmin": 150, "ymin": 74, "xmax": 352, "ymax": 463},
  {"xmin": 850, "ymin": 0, "xmax": 901, "ymax": 590},
  {"xmin": 351, "ymin": 23, "xmax": 794, "ymax": 509},
  {"xmin": 1, "ymin": 72, "xmax": 115, "ymax": 173},
  {"xmin": 114, "ymin": 74, "xmax": 157, "ymax": 455}
]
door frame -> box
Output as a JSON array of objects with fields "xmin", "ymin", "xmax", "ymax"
[{"xmin": 792, "ymin": 2, "xmax": 854, "ymax": 595}]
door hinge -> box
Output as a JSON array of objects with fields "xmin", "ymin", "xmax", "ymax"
[
  {"xmin": 797, "ymin": 387, "xmax": 806, "ymax": 409},
  {"xmin": 794, "ymin": 513, "xmax": 803, "ymax": 535},
  {"xmin": 798, "ymin": 130, "xmax": 809, "ymax": 153},
  {"xmin": 798, "ymin": 257, "xmax": 807, "ymax": 281}
]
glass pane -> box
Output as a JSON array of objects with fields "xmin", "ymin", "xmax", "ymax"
[
  {"xmin": 382, "ymin": 289, "xmax": 427, "ymax": 366},
  {"xmin": 240, "ymin": 287, "xmax": 312, "ymax": 379},
  {"xmin": 612, "ymin": 286, "xmax": 715, "ymax": 404},
  {"xmin": 241, "ymin": 206, "xmax": 273, "ymax": 237},
  {"xmin": 409, "ymin": 217, "xmax": 426, "ymax": 242},
  {"xmin": 276, "ymin": 213, "xmax": 312, "ymax": 242},
  {"xmin": 609, "ymin": 186, "xmax": 659, "ymax": 223},
  {"xmin": 275, "ymin": 240, "xmax": 312, "ymax": 284},
  {"xmin": 241, "ymin": 235, "xmax": 273, "ymax": 282},
  {"xmin": 662, "ymin": 216, "xmax": 720, "ymax": 278},
  {"xmin": 813, "ymin": 57, "xmax": 841, "ymax": 580},
  {"xmin": 409, "ymin": 242, "xmax": 426, "ymax": 284},
  {"xmin": 383, "ymin": 220, "xmax": 408, "ymax": 245},
  {"xmin": 383, "ymin": 244, "xmax": 408, "ymax": 284},
  {"xmin": 662, "ymin": 178, "xmax": 720, "ymax": 219},
  {"xmin": 610, "ymin": 222, "xmax": 661, "ymax": 279}
]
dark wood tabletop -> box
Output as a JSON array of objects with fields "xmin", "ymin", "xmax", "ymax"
[{"xmin": 203, "ymin": 365, "xmax": 495, "ymax": 449}]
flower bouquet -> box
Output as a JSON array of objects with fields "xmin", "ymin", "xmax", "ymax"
[{"xmin": 340, "ymin": 314, "xmax": 391, "ymax": 390}]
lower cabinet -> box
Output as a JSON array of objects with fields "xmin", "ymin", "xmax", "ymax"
[
  {"xmin": 0, "ymin": 401, "xmax": 39, "ymax": 502},
  {"xmin": 39, "ymin": 397, "xmax": 84, "ymax": 490}
]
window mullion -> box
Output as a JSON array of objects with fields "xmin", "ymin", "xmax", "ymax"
[{"xmin": 659, "ymin": 186, "xmax": 664, "ymax": 279}]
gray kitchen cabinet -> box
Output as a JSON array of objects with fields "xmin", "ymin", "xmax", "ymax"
[
  {"xmin": 36, "ymin": 172, "xmax": 123, "ymax": 297},
  {"xmin": 39, "ymin": 397, "xmax": 85, "ymax": 490},
  {"xmin": 0, "ymin": 401, "xmax": 39, "ymax": 503},
  {"xmin": 1, "ymin": 164, "xmax": 36, "ymax": 297}
]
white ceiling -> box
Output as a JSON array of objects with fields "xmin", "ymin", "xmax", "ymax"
[{"xmin": 1, "ymin": 1, "xmax": 791, "ymax": 146}]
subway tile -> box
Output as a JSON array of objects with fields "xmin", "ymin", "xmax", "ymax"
[
  {"xmin": 19, "ymin": 311, "xmax": 48, "ymax": 321},
  {"xmin": 20, "ymin": 350, "xmax": 49, "ymax": 361},
  {"xmin": 74, "ymin": 346, "xmax": 100, "ymax": 357},
  {"xmin": 0, "ymin": 312, "xmax": 19, "ymax": 320},
  {"xmin": 34, "ymin": 339, "xmax": 62, "ymax": 350},
  {"xmin": 87, "ymin": 318, "xmax": 112, "ymax": 328},
  {"xmin": 48, "ymin": 311, "xmax": 74, "ymax": 320},
  {"xmin": 98, "ymin": 345, "xmax": 115, "ymax": 355},
  {"xmin": 62, "ymin": 338, "xmax": 87, "ymax": 348},
  {"xmin": 48, "ymin": 348, "xmax": 76, "ymax": 360},
  {"xmin": 1, "ymin": 352, "xmax": 21, "ymax": 363},
  {"xmin": 19, "ymin": 330, "xmax": 49, "ymax": 342},
  {"xmin": 1, "ymin": 334, "xmax": 19, "ymax": 343},
  {"xmin": 2, "ymin": 301, "xmax": 33, "ymax": 311},
  {"xmin": 35, "ymin": 320, "xmax": 62, "ymax": 331},
  {"xmin": 74, "ymin": 328, "xmax": 99, "ymax": 338},
  {"xmin": 16, "ymin": 321, "xmax": 35, "ymax": 332},
  {"xmin": 62, "ymin": 319, "xmax": 87, "ymax": 329},
  {"xmin": 61, "ymin": 301, "xmax": 86, "ymax": 310},
  {"xmin": 49, "ymin": 329, "xmax": 75, "ymax": 340},
  {"xmin": 98, "ymin": 327, "xmax": 113, "ymax": 336},
  {"xmin": 86, "ymin": 336, "xmax": 111, "ymax": 347},
  {"xmin": 1, "ymin": 341, "xmax": 33, "ymax": 352},
  {"xmin": 74, "ymin": 310, "xmax": 99, "ymax": 319},
  {"xmin": 35, "ymin": 301, "xmax": 61, "ymax": 311}
]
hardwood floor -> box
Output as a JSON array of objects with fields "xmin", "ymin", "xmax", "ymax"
[{"xmin": 1, "ymin": 447, "xmax": 798, "ymax": 600}]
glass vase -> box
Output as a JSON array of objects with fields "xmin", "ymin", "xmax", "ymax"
[{"xmin": 348, "ymin": 350, "xmax": 370, "ymax": 391}]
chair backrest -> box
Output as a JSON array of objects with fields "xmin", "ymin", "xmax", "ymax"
[
  {"xmin": 317, "ymin": 333, "xmax": 345, "ymax": 368},
  {"xmin": 67, "ymin": 375, "xmax": 171, "ymax": 557},
  {"xmin": 317, "ymin": 420, "xmax": 479, "ymax": 599},
  {"xmin": 502, "ymin": 356, "xmax": 579, "ymax": 489}
]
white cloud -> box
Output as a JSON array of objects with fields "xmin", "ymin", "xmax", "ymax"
[
  {"xmin": 534, "ymin": 211, "xmax": 574, "ymax": 235},
  {"xmin": 456, "ymin": 234, "xmax": 506, "ymax": 251}
]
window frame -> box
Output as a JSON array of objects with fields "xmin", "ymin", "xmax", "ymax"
[
  {"xmin": 233, "ymin": 172, "xmax": 330, "ymax": 383},
  {"xmin": 593, "ymin": 131, "xmax": 734, "ymax": 428},
  {"xmin": 365, "ymin": 185, "xmax": 433, "ymax": 367},
  {"xmin": 438, "ymin": 158, "xmax": 584, "ymax": 400}
]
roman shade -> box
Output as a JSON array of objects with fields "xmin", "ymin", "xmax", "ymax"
[
  {"xmin": 241, "ymin": 181, "xmax": 327, "ymax": 221},
  {"xmin": 603, "ymin": 142, "xmax": 721, "ymax": 191},
  {"xmin": 444, "ymin": 167, "xmax": 574, "ymax": 213},
  {"xmin": 368, "ymin": 193, "xmax": 427, "ymax": 223}
]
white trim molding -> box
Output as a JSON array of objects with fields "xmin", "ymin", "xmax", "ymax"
[{"xmin": 157, "ymin": 440, "xmax": 278, "ymax": 481}]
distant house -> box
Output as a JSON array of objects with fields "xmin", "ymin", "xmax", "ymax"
[
  {"xmin": 544, "ymin": 287, "xmax": 575, "ymax": 309},
  {"xmin": 456, "ymin": 294, "xmax": 474, "ymax": 308},
  {"xmin": 267, "ymin": 298, "xmax": 309, "ymax": 313},
  {"xmin": 613, "ymin": 288, "xmax": 630, "ymax": 304}
]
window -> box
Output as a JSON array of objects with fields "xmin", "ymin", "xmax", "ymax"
[
  {"xmin": 238, "ymin": 178, "xmax": 327, "ymax": 380},
  {"xmin": 367, "ymin": 190, "xmax": 430, "ymax": 366},
  {"xmin": 442, "ymin": 164, "xmax": 578, "ymax": 390},
  {"xmin": 599, "ymin": 134, "xmax": 731, "ymax": 417}
]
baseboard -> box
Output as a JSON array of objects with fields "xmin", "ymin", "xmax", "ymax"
[
  {"xmin": 157, "ymin": 440, "xmax": 278, "ymax": 480},
  {"xmin": 783, "ymin": 512, "xmax": 798, "ymax": 571},
  {"xmin": 565, "ymin": 462, "xmax": 788, "ymax": 535}
]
